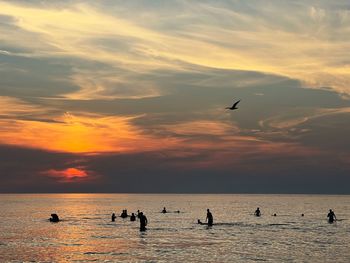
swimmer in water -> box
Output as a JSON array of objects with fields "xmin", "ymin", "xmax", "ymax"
[
  {"xmin": 327, "ymin": 209, "xmax": 336, "ymax": 223},
  {"xmin": 49, "ymin": 213, "xmax": 59, "ymax": 222},
  {"xmin": 254, "ymin": 207, "xmax": 261, "ymax": 217}
]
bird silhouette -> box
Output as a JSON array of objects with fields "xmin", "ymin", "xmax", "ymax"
[{"xmin": 225, "ymin": 100, "xmax": 241, "ymax": 110}]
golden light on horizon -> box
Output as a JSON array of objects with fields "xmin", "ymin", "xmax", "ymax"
[
  {"xmin": 0, "ymin": 110, "xmax": 183, "ymax": 154},
  {"xmin": 44, "ymin": 167, "xmax": 88, "ymax": 182},
  {"xmin": 0, "ymin": 114, "xmax": 134, "ymax": 153}
]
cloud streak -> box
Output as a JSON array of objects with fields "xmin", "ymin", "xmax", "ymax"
[{"xmin": 0, "ymin": 0, "xmax": 350, "ymax": 99}]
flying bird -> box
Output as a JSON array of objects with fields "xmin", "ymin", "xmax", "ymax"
[{"xmin": 226, "ymin": 99, "xmax": 241, "ymax": 110}]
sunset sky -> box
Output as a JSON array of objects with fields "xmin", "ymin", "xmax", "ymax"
[{"xmin": 1, "ymin": 0, "xmax": 349, "ymax": 193}]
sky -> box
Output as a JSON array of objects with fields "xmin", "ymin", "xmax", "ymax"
[{"xmin": 0, "ymin": 0, "xmax": 349, "ymax": 193}]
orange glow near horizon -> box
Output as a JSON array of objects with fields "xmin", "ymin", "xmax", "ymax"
[
  {"xmin": 45, "ymin": 167, "xmax": 88, "ymax": 181},
  {"xmin": 0, "ymin": 105, "xmax": 320, "ymax": 160},
  {"xmin": 0, "ymin": 111, "xmax": 182, "ymax": 154}
]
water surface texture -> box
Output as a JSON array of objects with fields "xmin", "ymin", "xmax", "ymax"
[{"xmin": 0, "ymin": 194, "xmax": 349, "ymax": 262}]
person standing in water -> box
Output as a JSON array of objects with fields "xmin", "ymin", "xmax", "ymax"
[
  {"xmin": 130, "ymin": 213, "xmax": 136, "ymax": 221},
  {"xmin": 162, "ymin": 207, "xmax": 167, "ymax": 214},
  {"xmin": 327, "ymin": 209, "xmax": 336, "ymax": 223},
  {"xmin": 111, "ymin": 213, "xmax": 116, "ymax": 222},
  {"xmin": 139, "ymin": 212, "xmax": 148, "ymax": 231},
  {"xmin": 206, "ymin": 209, "xmax": 213, "ymax": 226},
  {"xmin": 255, "ymin": 207, "xmax": 261, "ymax": 217}
]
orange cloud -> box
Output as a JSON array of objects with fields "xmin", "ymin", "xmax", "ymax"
[
  {"xmin": 44, "ymin": 167, "xmax": 88, "ymax": 182},
  {"xmin": 0, "ymin": 112, "xmax": 182, "ymax": 154},
  {"xmin": 0, "ymin": 96, "xmax": 182, "ymax": 154}
]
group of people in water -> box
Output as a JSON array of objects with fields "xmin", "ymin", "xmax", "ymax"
[
  {"xmin": 197, "ymin": 208, "xmax": 337, "ymax": 226},
  {"xmin": 49, "ymin": 207, "xmax": 338, "ymax": 229},
  {"xmin": 118, "ymin": 209, "xmax": 137, "ymax": 221},
  {"xmin": 254, "ymin": 207, "xmax": 337, "ymax": 223},
  {"xmin": 111, "ymin": 209, "xmax": 147, "ymax": 231}
]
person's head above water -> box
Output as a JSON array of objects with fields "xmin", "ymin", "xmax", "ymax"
[
  {"xmin": 50, "ymin": 213, "xmax": 59, "ymax": 222},
  {"xmin": 207, "ymin": 209, "xmax": 210, "ymax": 212}
]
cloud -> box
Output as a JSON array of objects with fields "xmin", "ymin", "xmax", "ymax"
[
  {"xmin": 161, "ymin": 120, "xmax": 239, "ymax": 136},
  {"xmin": 43, "ymin": 167, "xmax": 89, "ymax": 182},
  {"xmin": 0, "ymin": 0, "xmax": 350, "ymax": 99},
  {"xmin": 0, "ymin": 49, "xmax": 10, "ymax": 55},
  {"xmin": 0, "ymin": 111, "xmax": 182, "ymax": 154}
]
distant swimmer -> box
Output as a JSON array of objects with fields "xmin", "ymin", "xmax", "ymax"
[
  {"xmin": 301, "ymin": 214, "xmax": 304, "ymax": 217},
  {"xmin": 130, "ymin": 213, "xmax": 136, "ymax": 221},
  {"xmin": 206, "ymin": 209, "xmax": 213, "ymax": 226},
  {"xmin": 197, "ymin": 219, "xmax": 210, "ymax": 225},
  {"xmin": 197, "ymin": 219, "xmax": 205, "ymax": 225},
  {"xmin": 327, "ymin": 209, "xmax": 336, "ymax": 223},
  {"xmin": 255, "ymin": 207, "xmax": 261, "ymax": 217},
  {"xmin": 139, "ymin": 212, "xmax": 148, "ymax": 231},
  {"xmin": 111, "ymin": 213, "xmax": 116, "ymax": 222},
  {"xmin": 162, "ymin": 207, "xmax": 167, "ymax": 214},
  {"xmin": 49, "ymin": 213, "xmax": 59, "ymax": 222},
  {"xmin": 273, "ymin": 213, "xmax": 277, "ymax": 217}
]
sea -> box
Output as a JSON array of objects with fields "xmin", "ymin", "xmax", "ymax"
[{"xmin": 0, "ymin": 194, "xmax": 349, "ymax": 262}]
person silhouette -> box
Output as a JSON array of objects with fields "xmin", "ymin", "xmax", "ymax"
[
  {"xmin": 327, "ymin": 209, "xmax": 336, "ymax": 223},
  {"xmin": 130, "ymin": 213, "xmax": 136, "ymax": 221},
  {"xmin": 137, "ymin": 210, "xmax": 141, "ymax": 219},
  {"xmin": 206, "ymin": 209, "xmax": 213, "ymax": 226},
  {"xmin": 139, "ymin": 212, "xmax": 148, "ymax": 231},
  {"xmin": 162, "ymin": 207, "xmax": 167, "ymax": 214},
  {"xmin": 49, "ymin": 213, "xmax": 59, "ymax": 222},
  {"xmin": 254, "ymin": 207, "xmax": 261, "ymax": 217},
  {"xmin": 111, "ymin": 213, "xmax": 116, "ymax": 222}
]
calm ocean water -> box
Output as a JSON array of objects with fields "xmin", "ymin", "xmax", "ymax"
[{"xmin": 0, "ymin": 194, "xmax": 349, "ymax": 262}]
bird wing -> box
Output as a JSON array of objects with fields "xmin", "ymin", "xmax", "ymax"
[{"xmin": 232, "ymin": 100, "xmax": 241, "ymax": 108}]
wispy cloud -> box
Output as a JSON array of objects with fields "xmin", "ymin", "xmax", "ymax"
[
  {"xmin": 0, "ymin": 0, "xmax": 350, "ymax": 99},
  {"xmin": 260, "ymin": 106, "xmax": 350, "ymax": 130}
]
